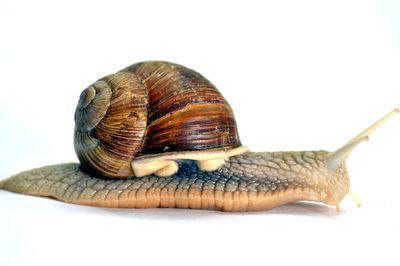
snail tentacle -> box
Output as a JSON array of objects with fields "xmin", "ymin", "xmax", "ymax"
[{"xmin": 327, "ymin": 108, "xmax": 399, "ymax": 171}]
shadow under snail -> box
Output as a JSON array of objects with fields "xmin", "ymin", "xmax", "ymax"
[{"xmin": 0, "ymin": 61, "xmax": 398, "ymax": 212}]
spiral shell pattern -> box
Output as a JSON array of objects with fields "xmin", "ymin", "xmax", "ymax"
[{"xmin": 74, "ymin": 61, "xmax": 241, "ymax": 178}]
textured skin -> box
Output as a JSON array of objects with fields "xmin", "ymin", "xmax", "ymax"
[{"xmin": 0, "ymin": 151, "xmax": 350, "ymax": 212}]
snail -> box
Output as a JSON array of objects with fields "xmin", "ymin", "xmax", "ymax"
[{"xmin": 0, "ymin": 61, "xmax": 397, "ymax": 212}]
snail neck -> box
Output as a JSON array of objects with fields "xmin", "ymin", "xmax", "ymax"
[{"xmin": 226, "ymin": 150, "xmax": 349, "ymax": 209}]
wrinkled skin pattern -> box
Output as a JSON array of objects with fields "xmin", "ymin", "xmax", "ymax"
[{"xmin": 0, "ymin": 151, "xmax": 349, "ymax": 212}]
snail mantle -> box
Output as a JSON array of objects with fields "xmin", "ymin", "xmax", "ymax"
[{"xmin": 131, "ymin": 146, "xmax": 249, "ymax": 177}]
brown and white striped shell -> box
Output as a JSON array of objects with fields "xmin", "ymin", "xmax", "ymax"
[{"xmin": 74, "ymin": 61, "xmax": 247, "ymax": 179}]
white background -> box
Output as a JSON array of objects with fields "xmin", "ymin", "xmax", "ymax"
[{"xmin": 1, "ymin": 0, "xmax": 400, "ymax": 265}]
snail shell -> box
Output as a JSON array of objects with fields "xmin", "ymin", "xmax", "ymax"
[{"xmin": 74, "ymin": 61, "xmax": 247, "ymax": 179}]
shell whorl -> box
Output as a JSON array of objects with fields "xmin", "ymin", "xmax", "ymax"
[
  {"xmin": 74, "ymin": 61, "xmax": 242, "ymax": 179},
  {"xmin": 124, "ymin": 62, "xmax": 241, "ymax": 155},
  {"xmin": 74, "ymin": 72, "xmax": 148, "ymax": 178},
  {"xmin": 75, "ymin": 80, "xmax": 112, "ymax": 131}
]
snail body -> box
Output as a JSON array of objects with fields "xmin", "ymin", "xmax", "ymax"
[{"xmin": 0, "ymin": 61, "xmax": 397, "ymax": 212}]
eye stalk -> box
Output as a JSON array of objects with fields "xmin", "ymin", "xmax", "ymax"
[
  {"xmin": 327, "ymin": 108, "xmax": 399, "ymax": 172},
  {"xmin": 326, "ymin": 108, "xmax": 399, "ymax": 211}
]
